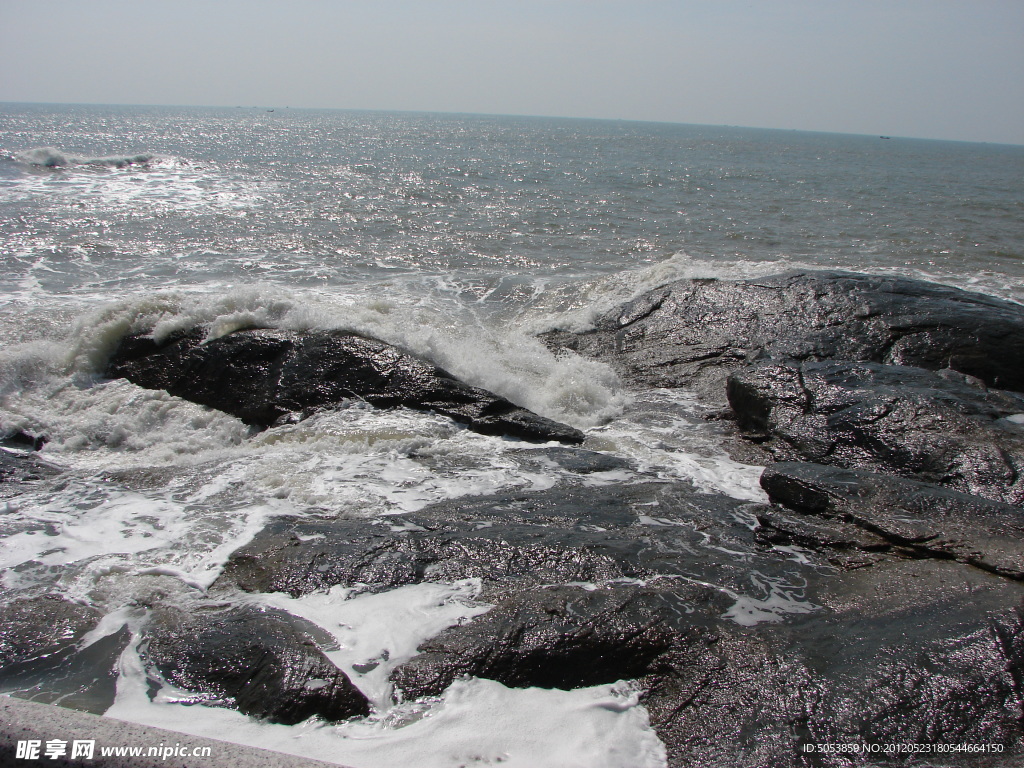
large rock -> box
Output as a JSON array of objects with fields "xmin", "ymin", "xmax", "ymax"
[
  {"xmin": 142, "ymin": 604, "xmax": 370, "ymax": 725},
  {"xmin": 759, "ymin": 462, "xmax": 1024, "ymax": 579},
  {"xmin": 106, "ymin": 327, "xmax": 584, "ymax": 443},
  {"xmin": 727, "ymin": 361, "xmax": 1024, "ymax": 505},
  {"xmin": 643, "ymin": 587, "xmax": 1024, "ymax": 768},
  {"xmin": 213, "ymin": 482, "xmax": 782, "ymax": 601},
  {"xmin": 543, "ymin": 270, "xmax": 1024, "ymax": 398}
]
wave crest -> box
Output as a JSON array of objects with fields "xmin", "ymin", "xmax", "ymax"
[
  {"xmin": 64, "ymin": 286, "xmax": 626, "ymax": 429},
  {"xmin": 12, "ymin": 147, "xmax": 161, "ymax": 169}
]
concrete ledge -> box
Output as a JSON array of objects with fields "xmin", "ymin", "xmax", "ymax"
[{"xmin": 0, "ymin": 697, "xmax": 353, "ymax": 768}]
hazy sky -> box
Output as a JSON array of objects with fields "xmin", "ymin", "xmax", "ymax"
[{"xmin": 1, "ymin": 0, "xmax": 1022, "ymax": 144}]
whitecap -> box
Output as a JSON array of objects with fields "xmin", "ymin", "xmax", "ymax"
[{"xmin": 13, "ymin": 147, "xmax": 157, "ymax": 169}]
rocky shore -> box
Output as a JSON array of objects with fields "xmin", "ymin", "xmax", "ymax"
[{"xmin": 3, "ymin": 270, "xmax": 1024, "ymax": 767}]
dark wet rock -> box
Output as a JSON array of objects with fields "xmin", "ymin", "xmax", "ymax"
[
  {"xmin": 391, "ymin": 585, "xmax": 690, "ymax": 699},
  {"xmin": 543, "ymin": 270, "xmax": 1024, "ymax": 398},
  {"xmin": 0, "ymin": 596, "xmax": 100, "ymax": 672},
  {"xmin": 218, "ymin": 513, "xmax": 634, "ymax": 598},
  {"xmin": 639, "ymin": 628, "xmax": 817, "ymax": 768},
  {"xmin": 106, "ymin": 326, "xmax": 584, "ymax": 443},
  {"xmin": 0, "ymin": 596, "xmax": 126, "ymax": 714},
  {"xmin": 759, "ymin": 462, "xmax": 1024, "ymax": 579},
  {"xmin": 727, "ymin": 361, "xmax": 1024, "ymax": 505},
  {"xmin": 801, "ymin": 561, "xmax": 1024, "ymax": 765},
  {"xmin": 214, "ymin": 483, "xmax": 776, "ymax": 601},
  {"xmin": 143, "ymin": 604, "xmax": 370, "ymax": 724},
  {"xmin": 827, "ymin": 611, "xmax": 1023, "ymax": 758},
  {"xmin": 509, "ymin": 445, "xmax": 633, "ymax": 474},
  {"xmin": 0, "ymin": 430, "xmax": 47, "ymax": 451},
  {"xmin": 755, "ymin": 504, "xmax": 894, "ymax": 571},
  {"xmin": 641, "ymin": 588, "xmax": 1024, "ymax": 768}
]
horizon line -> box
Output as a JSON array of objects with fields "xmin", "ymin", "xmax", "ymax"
[{"xmin": 2, "ymin": 99, "xmax": 1021, "ymax": 149}]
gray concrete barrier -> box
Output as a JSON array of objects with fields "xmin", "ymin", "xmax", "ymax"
[{"xmin": 0, "ymin": 697, "xmax": 353, "ymax": 768}]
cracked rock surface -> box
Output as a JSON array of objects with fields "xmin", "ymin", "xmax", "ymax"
[
  {"xmin": 759, "ymin": 461, "xmax": 1024, "ymax": 579},
  {"xmin": 727, "ymin": 361, "xmax": 1024, "ymax": 505}
]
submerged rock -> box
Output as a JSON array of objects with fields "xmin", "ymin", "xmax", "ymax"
[
  {"xmin": 727, "ymin": 361, "xmax": 1024, "ymax": 505},
  {"xmin": 509, "ymin": 445, "xmax": 633, "ymax": 474},
  {"xmin": 143, "ymin": 604, "xmax": 370, "ymax": 725},
  {"xmin": 106, "ymin": 327, "xmax": 584, "ymax": 444},
  {"xmin": 543, "ymin": 270, "xmax": 1024, "ymax": 398},
  {"xmin": 0, "ymin": 449, "xmax": 60, "ymax": 491},
  {"xmin": 0, "ymin": 595, "xmax": 125, "ymax": 714},
  {"xmin": 0, "ymin": 431, "xmax": 47, "ymax": 451}
]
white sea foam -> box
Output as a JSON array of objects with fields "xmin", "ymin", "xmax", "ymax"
[
  {"xmin": 0, "ymin": 491, "xmax": 191, "ymax": 572},
  {"xmin": 525, "ymin": 250, "xmax": 811, "ymax": 334},
  {"xmin": 238, "ymin": 408, "xmax": 562, "ymax": 512},
  {"xmin": 721, "ymin": 572, "xmax": 820, "ymax": 626},
  {"xmin": 1, "ymin": 372, "xmax": 251, "ymax": 464},
  {"xmin": 106, "ymin": 637, "xmax": 666, "ymax": 768},
  {"xmin": 251, "ymin": 580, "xmax": 492, "ymax": 707},
  {"xmin": 677, "ymin": 571, "xmax": 819, "ymax": 627},
  {"xmin": 587, "ymin": 389, "xmax": 767, "ymax": 502},
  {"xmin": 0, "ymin": 479, "xmax": 281, "ymax": 601}
]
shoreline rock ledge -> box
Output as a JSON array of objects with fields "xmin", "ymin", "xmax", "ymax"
[
  {"xmin": 542, "ymin": 270, "xmax": 1024, "ymax": 399},
  {"xmin": 105, "ymin": 326, "xmax": 585, "ymax": 444}
]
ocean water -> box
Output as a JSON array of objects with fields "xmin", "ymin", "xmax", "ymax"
[{"xmin": 1, "ymin": 103, "xmax": 1022, "ymax": 766}]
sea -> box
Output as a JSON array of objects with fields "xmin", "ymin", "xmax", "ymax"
[{"xmin": 1, "ymin": 103, "xmax": 1022, "ymax": 767}]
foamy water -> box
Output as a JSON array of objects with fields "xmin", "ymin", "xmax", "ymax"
[{"xmin": 1, "ymin": 103, "xmax": 1022, "ymax": 767}]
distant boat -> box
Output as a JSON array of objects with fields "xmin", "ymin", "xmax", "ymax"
[
  {"xmin": 267, "ymin": 109, "xmax": 275, "ymax": 113},
  {"xmin": 879, "ymin": 136, "xmax": 891, "ymax": 139}
]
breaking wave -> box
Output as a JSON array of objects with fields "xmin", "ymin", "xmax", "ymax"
[
  {"xmin": 58, "ymin": 285, "xmax": 628, "ymax": 431},
  {"xmin": 11, "ymin": 146, "xmax": 164, "ymax": 170}
]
